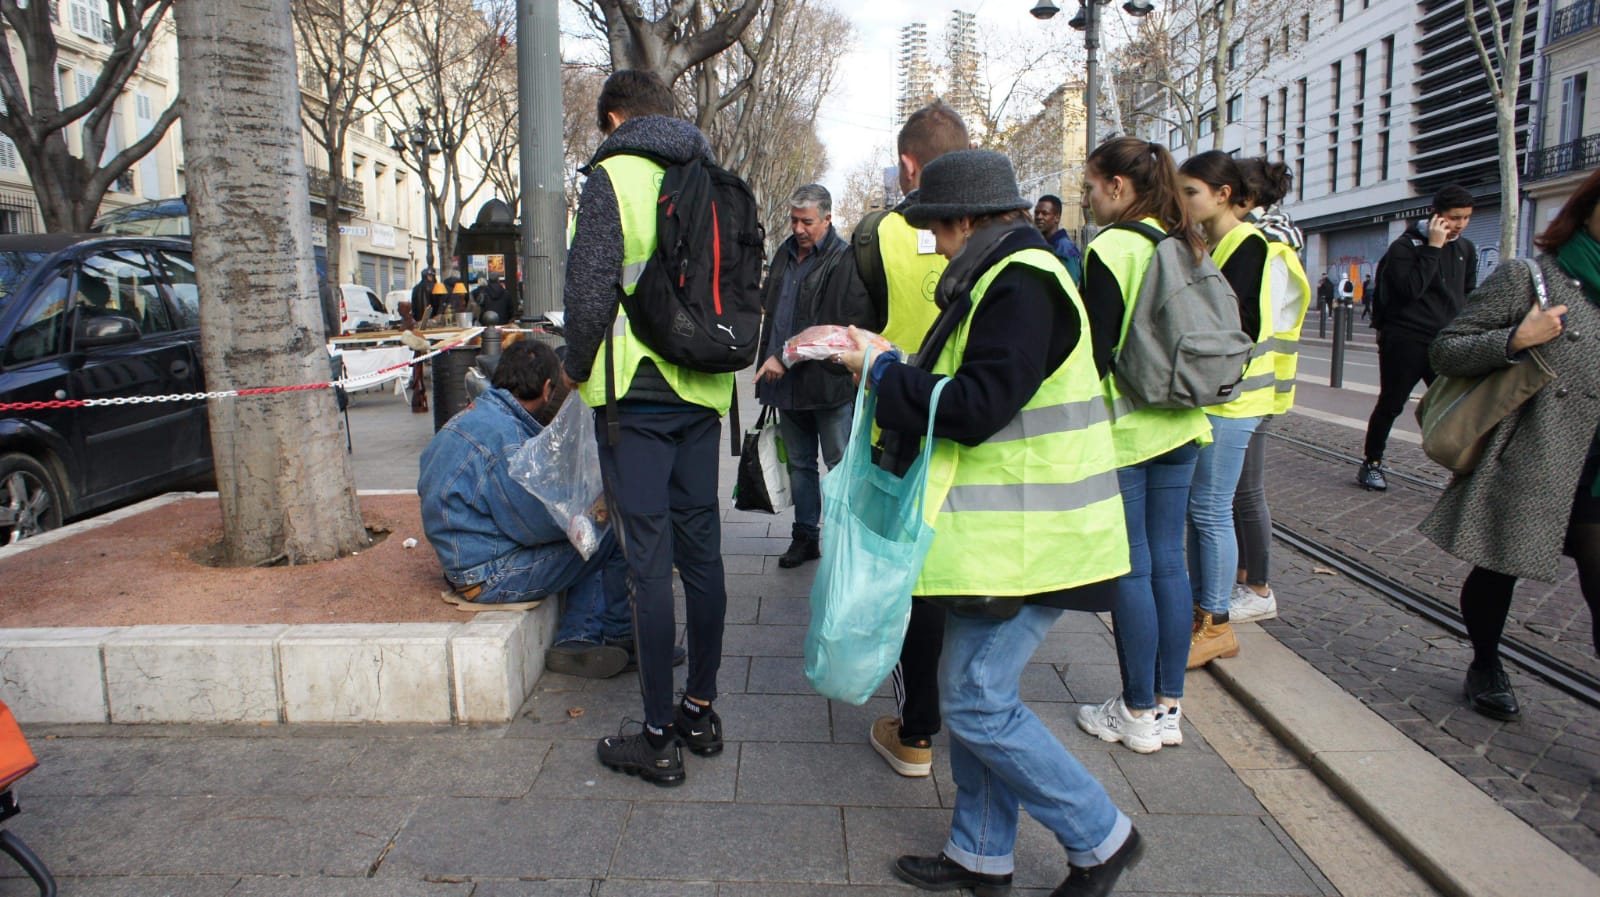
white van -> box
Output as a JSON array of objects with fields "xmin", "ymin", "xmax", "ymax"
[{"xmin": 339, "ymin": 283, "xmax": 400, "ymax": 334}]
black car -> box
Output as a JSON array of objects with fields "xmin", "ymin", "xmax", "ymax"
[{"xmin": 0, "ymin": 234, "xmax": 211, "ymax": 543}]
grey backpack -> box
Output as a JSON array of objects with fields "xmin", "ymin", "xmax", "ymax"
[{"xmin": 1109, "ymin": 221, "xmax": 1254, "ymax": 410}]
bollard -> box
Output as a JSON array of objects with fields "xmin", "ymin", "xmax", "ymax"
[
  {"xmin": 1319, "ymin": 303, "xmax": 1328, "ymax": 339},
  {"xmin": 1345, "ymin": 297, "xmax": 1356, "ymax": 340},
  {"xmin": 1329, "ymin": 301, "xmax": 1347, "ymax": 389},
  {"xmin": 480, "ymin": 311, "xmax": 502, "ymax": 358},
  {"xmin": 432, "ymin": 343, "xmax": 482, "ymax": 431}
]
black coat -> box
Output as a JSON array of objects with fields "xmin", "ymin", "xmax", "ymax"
[
  {"xmin": 1375, "ymin": 230, "xmax": 1478, "ymax": 341},
  {"xmin": 757, "ymin": 230, "xmax": 875, "ymax": 411}
]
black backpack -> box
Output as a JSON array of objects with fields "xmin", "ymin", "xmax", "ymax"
[
  {"xmin": 850, "ymin": 208, "xmax": 893, "ymax": 309},
  {"xmin": 621, "ymin": 157, "xmax": 765, "ymax": 373}
]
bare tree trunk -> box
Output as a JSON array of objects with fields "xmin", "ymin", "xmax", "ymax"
[
  {"xmin": 175, "ymin": 0, "xmax": 369, "ymax": 566},
  {"xmin": 1465, "ymin": 0, "xmax": 1527, "ymax": 260}
]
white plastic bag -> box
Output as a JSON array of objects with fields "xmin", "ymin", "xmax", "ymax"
[{"xmin": 509, "ymin": 393, "xmax": 608, "ymax": 558}]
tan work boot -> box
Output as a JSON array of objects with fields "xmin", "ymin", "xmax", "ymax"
[
  {"xmin": 870, "ymin": 716, "xmax": 932, "ymax": 777},
  {"xmin": 1187, "ymin": 609, "xmax": 1240, "ymax": 669}
]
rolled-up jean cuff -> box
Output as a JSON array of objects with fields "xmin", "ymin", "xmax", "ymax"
[
  {"xmin": 940, "ymin": 841, "xmax": 1014, "ymax": 876},
  {"xmin": 1067, "ymin": 811, "xmax": 1132, "ymax": 867}
]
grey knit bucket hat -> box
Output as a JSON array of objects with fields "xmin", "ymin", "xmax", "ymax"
[{"xmin": 903, "ymin": 149, "xmax": 1031, "ymax": 228}]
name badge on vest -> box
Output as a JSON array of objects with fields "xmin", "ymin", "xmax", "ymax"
[{"xmin": 917, "ymin": 230, "xmax": 938, "ymax": 255}]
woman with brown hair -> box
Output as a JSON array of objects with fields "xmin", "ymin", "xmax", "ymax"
[
  {"xmin": 1419, "ymin": 166, "xmax": 1600, "ymax": 721},
  {"xmin": 1073, "ymin": 138, "xmax": 1212, "ymax": 754}
]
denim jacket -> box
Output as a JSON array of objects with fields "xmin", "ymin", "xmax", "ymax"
[{"xmin": 418, "ymin": 387, "xmax": 566, "ymax": 586}]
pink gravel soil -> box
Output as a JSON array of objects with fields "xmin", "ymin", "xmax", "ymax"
[{"xmin": 0, "ymin": 494, "xmax": 467, "ymax": 628}]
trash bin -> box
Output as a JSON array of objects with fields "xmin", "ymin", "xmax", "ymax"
[{"xmin": 431, "ymin": 344, "xmax": 481, "ymax": 431}]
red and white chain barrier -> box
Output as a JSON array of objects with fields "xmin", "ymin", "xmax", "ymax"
[{"xmin": 0, "ymin": 328, "xmax": 485, "ymax": 412}]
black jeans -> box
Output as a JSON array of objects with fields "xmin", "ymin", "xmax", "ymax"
[
  {"xmin": 595, "ymin": 405, "xmax": 728, "ymax": 730},
  {"xmin": 892, "ymin": 598, "xmax": 946, "ymax": 741},
  {"xmin": 1364, "ymin": 330, "xmax": 1437, "ymax": 463}
]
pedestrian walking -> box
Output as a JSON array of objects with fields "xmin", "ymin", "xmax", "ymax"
[
  {"xmin": 561, "ymin": 70, "xmax": 732, "ymax": 786},
  {"xmin": 1177, "ymin": 151, "xmax": 1279, "ymax": 669},
  {"xmin": 1359, "ymin": 185, "xmax": 1478, "ymax": 491},
  {"xmin": 1316, "ymin": 274, "xmax": 1334, "ymax": 318},
  {"xmin": 838, "ymin": 148, "xmax": 1142, "ymax": 897},
  {"xmin": 852, "ymin": 101, "xmax": 971, "ymax": 780},
  {"xmin": 1419, "ymin": 167, "xmax": 1600, "ymax": 721},
  {"xmin": 754, "ymin": 184, "xmax": 874, "ymax": 569},
  {"xmin": 1230, "ymin": 158, "xmax": 1311, "ymax": 625},
  {"xmin": 1074, "ymin": 137, "xmax": 1211, "ymax": 753}
]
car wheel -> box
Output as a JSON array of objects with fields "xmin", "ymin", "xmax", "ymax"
[{"xmin": 0, "ymin": 453, "xmax": 65, "ymax": 544}]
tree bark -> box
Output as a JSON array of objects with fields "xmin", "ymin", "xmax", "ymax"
[{"xmin": 175, "ymin": 0, "xmax": 369, "ymax": 566}]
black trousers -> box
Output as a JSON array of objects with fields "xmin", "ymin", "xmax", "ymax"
[
  {"xmin": 1364, "ymin": 330, "xmax": 1437, "ymax": 463},
  {"xmin": 595, "ymin": 405, "xmax": 728, "ymax": 730},
  {"xmin": 892, "ymin": 598, "xmax": 946, "ymax": 741}
]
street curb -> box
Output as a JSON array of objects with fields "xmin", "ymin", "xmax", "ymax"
[{"xmin": 1208, "ymin": 628, "xmax": 1600, "ymax": 897}]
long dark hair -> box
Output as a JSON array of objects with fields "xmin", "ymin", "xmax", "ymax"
[
  {"xmin": 1087, "ymin": 137, "xmax": 1206, "ymax": 259},
  {"xmin": 1534, "ymin": 167, "xmax": 1600, "ymax": 253}
]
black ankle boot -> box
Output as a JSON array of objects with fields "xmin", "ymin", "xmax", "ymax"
[
  {"xmin": 893, "ymin": 853, "xmax": 1012, "ymax": 897},
  {"xmin": 1464, "ymin": 663, "xmax": 1520, "ymax": 721}
]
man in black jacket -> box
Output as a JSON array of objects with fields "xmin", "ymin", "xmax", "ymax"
[
  {"xmin": 1359, "ymin": 184, "xmax": 1478, "ymax": 491},
  {"xmin": 755, "ymin": 184, "xmax": 875, "ymax": 567}
]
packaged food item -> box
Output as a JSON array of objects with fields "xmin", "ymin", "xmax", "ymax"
[{"xmin": 781, "ymin": 324, "xmax": 901, "ymax": 368}]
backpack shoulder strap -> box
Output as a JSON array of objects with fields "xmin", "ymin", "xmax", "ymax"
[
  {"xmin": 1106, "ymin": 220, "xmax": 1168, "ymax": 244},
  {"xmin": 851, "ymin": 209, "xmax": 891, "ymax": 305}
]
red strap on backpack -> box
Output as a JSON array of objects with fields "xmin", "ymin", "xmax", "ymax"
[{"xmin": 0, "ymin": 700, "xmax": 39, "ymax": 791}]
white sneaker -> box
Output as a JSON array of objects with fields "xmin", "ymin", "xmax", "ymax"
[
  {"xmin": 1156, "ymin": 703, "xmax": 1183, "ymax": 746},
  {"xmin": 1230, "ymin": 586, "xmax": 1278, "ymax": 624},
  {"xmin": 1076, "ymin": 696, "xmax": 1162, "ymax": 753}
]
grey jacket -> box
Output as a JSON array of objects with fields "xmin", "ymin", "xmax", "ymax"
[
  {"xmin": 1418, "ymin": 255, "xmax": 1600, "ymax": 582},
  {"xmin": 756, "ymin": 229, "xmax": 875, "ymax": 411},
  {"xmin": 562, "ymin": 115, "xmax": 715, "ymax": 404}
]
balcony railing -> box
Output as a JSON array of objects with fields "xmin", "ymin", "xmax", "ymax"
[
  {"xmin": 1551, "ymin": 0, "xmax": 1599, "ymax": 41},
  {"xmin": 1526, "ymin": 133, "xmax": 1600, "ymax": 180},
  {"xmin": 306, "ymin": 166, "xmax": 365, "ymax": 212}
]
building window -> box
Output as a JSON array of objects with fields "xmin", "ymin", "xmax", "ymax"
[
  {"xmin": 68, "ymin": 0, "xmax": 102, "ymax": 40},
  {"xmin": 1560, "ymin": 73, "xmax": 1588, "ymax": 145},
  {"xmin": 1227, "ymin": 41, "xmax": 1240, "ymax": 70},
  {"xmin": 0, "ymin": 136, "xmax": 17, "ymax": 172},
  {"xmin": 1356, "ymin": 49, "xmax": 1368, "ymax": 102},
  {"xmin": 1281, "ymin": 24, "xmax": 1291, "ymax": 52},
  {"xmin": 1227, "ymin": 95, "xmax": 1243, "ymax": 124},
  {"xmin": 1297, "ymin": 78, "xmax": 1308, "ymax": 126},
  {"xmin": 1337, "ymin": 0, "xmax": 1346, "ymax": 23},
  {"xmin": 1381, "ymin": 35, "xmax": 1395, "ymax": 93},
  {"xmin": 1378, "ymin": 129, "xmax": 1391, "ymax": 181},
  {"xmin": 1352, "ymin": 139, "xmax": 1363, "ymax": 186},
  {"xmin": 1301, "ymin": 13, "xmax": 1312, "ymax": 41},
  {"xmin": 1200, "ymin": 110, "xmax": 1215, "ymax": 137},
  {"xmin": 1330, "ymin": 61, "xmax": 1342, "ymax": 110},
  {"xmin": 1260, "ymin": 97, "xmax": 1271, "ymax": 155},
  {"xmin": 1169, "ymin": 127, "xmax": 1180, "ymax": 147},
  {"xmin": 1328, "ymin": 146, "xmax": 1339, "ymax": 193},
  {"xmin": 1295, "ymin": 157, "xmax": 1305, "ymax": 202}
]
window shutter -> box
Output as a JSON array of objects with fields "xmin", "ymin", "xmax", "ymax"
[
  {"xmin": 75, "ymin": 70, "xmax": 95, "ymax": 103},
  {"xmin": 0, "ymin": 137, "xmax": 19, "ymax": 172}
]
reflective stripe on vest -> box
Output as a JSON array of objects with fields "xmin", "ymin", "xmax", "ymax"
[
  {"xmin": 579, "ymin": 154, "xmax": 733, "ymax": 416},
  {"xmin": 1086, "ymin": 222, "xmax": 1212, "ymax": 468},
  {"xmin": 1266, "ymin": 242, "xmax": 1311, "ymax": 415},
  {"xmin": 914, "ymin": 246, "xmax": 1130, "ymax": 597},
  {"xmin": 877, "ymin": 211, "xmax": 947, "ymax": 356},
  {"xmin": 1209, "ymin": 223, "xmax": 1276, "ymax": 419}
]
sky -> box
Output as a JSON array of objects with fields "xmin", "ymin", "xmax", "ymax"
[{"xmin": 813, "ymin": 0, "xmax": 1073, "ymax": 198}]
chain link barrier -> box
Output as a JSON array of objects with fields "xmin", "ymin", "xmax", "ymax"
[{"xmin": 0, "ymin": 327, "xmax": 485, "ymax": 413}]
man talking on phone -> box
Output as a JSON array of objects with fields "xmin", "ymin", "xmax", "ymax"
[{"xmin": 1358, "ymin": 185, "xmax": 1478, "ymax": 491}]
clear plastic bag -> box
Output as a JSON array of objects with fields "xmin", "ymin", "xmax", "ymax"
[
  {"xmin": 509, "ymin": 393, "xmax": 609, "ymax": 559},
  {"xmin": 782, "ymin": 324, "xmax": 901, "ymax": 368}
]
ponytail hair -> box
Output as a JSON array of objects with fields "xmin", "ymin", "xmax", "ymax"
[
  {"xmin": 1238, "ymin": 157, "xmax": 1293, "ymax": 208},
  {"xmin": 1087, "ymin": 137, "xmax": 1205, "ymax": 260}
]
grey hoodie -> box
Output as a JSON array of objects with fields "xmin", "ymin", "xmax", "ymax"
[{"xmin": 562, "ymin": 115, "xmax": 715, "ymax": 404}]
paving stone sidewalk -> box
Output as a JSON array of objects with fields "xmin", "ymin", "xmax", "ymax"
[
  {"xmin": 1258, "ymin": 412, "xmax": 1600, "ymax": 873},
  {"xmin": 0, "ymin": 395, "xmax": 1351, "ymax": 896}
]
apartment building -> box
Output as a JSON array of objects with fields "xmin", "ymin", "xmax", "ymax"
[
  {"xmin": 2, "ymin": 3, "xmax": 506, "ymax": 299},
  {"xmin": 1136, "ymin": 0, "xmax": 1539, "ymax": 282},
  {"xmin": 1524, "ymin": 0, "xmax": 1599, "ymax": 248}
]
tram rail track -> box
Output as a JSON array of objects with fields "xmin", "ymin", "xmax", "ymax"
[{"xmin": 1263, "ymin": 431, "xmax": 1600, "ymax": 710}]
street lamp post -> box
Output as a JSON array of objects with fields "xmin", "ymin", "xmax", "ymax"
[
  {"xmin": 392, "ymin": 107, "xmax": 441, "ymax": 271},
  {"xmin": 1032, "ymin": 0, "xmax": 1155, "ymax": 157}
]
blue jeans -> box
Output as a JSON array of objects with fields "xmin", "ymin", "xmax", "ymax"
[
  {"xmin": 776, "ymin": 402, "xmax": 853, "ymax": 540},
  {"xmin": 1113, "ymin": 443, "xmax": 1199, "ymax": 709},
  {"xmin": 479, "ymin": 531, "xmax": 632, "ymax": 646},
  {"xmin": 1188, "ymin": 415, "xmax": 1262, "ymax": 616},
  {"xmin": 939, "ymin": 605, "xmax": 1132, "ymax": 874}
]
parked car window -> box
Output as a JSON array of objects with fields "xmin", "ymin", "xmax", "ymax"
[
  {"xmin": 151, "ymin": 248, "xmax": 199, "ymax": 329},
  {"xmin": 2, "ymin": 270, "xmax": 71, "ymax": 366},
  {"xmin": 79, "ymin": 250, "xmax": 173, "ymax": 334},
  {"xmin": 0, "ymin": 251, "xmax": 50, "ymax": 313}
]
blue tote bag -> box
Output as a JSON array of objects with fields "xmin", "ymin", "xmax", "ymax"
[{"xmin": 804, "ymin": 371, "xmax": 950, "ymax": 705}]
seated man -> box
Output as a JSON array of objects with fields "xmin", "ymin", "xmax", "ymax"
[{"xmin": 418, "ymin": 338, "xmax": 632, "ymax": 679}]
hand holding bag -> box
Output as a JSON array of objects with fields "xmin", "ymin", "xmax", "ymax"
[
  {"xmin": 1417, "ymin": 258, "xmax": 1557, "ymax": 476},
  {"xmin": 733, "ymin": 406, "xmax": 792, "ymax": 514},
  {"xmin": 804, "ymin": 368, "xmax": 950, "ymax": 705}
]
